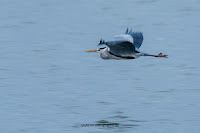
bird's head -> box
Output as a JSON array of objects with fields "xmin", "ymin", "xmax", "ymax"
[{"xmin": 85, "ymin": 39, "xmax": 109, "ymax": 53}]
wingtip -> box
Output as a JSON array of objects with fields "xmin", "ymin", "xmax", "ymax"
[
  {"xmin": 125, "ymin": 28, "xmax": 128, "ymax": 34},
  {"xmin": 129, "ymin": 29, "xmax": 132, "ymax": 34}
]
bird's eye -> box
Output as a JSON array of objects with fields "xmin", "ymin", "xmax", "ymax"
[{"xmin": 100, "ymin": 47, "xmax": 106, "ymax": 50}]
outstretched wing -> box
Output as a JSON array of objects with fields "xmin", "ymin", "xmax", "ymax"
[
  {"xmin": 105, "ymin": 41, "xmax": 136, "ymax": 57},
  {"xmin": 125, "ymin": 28, "xmax": 143, "ymax": 49},
  {"xmin": 114, "ymin": 34, "xmax": 133, "ymax": 44}
]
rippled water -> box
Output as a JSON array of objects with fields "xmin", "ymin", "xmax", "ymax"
[{"xmin": 0, "ymin": 0, "xmax": 200, "ymax": 133}]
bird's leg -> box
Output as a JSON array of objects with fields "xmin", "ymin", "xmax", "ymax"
[{"xmin": 150, "ymin": 53, "xmax": 168, "ymax": 58}]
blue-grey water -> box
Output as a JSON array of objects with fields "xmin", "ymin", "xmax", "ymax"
[{"xmin": 0, "ymin": 0, "xmax": 200, "ymax": 133}]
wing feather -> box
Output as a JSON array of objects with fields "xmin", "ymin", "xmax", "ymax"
[
  {"xmin": 125, "ymin": 28, "xmax": 143, "ymax": 49},
  {"xmin": 105, "ymin": 41, "xmax": 136, "ymax": 57},
  {"xmin": 114, "ymin": 34, "xmax": 133, "ymax": 43}
]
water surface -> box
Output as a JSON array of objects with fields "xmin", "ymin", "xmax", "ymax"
[{"xmin": 0, "ymin": 0, "xmax": 200, "ymax": 133}]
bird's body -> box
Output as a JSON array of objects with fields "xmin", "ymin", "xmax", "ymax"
[
  {"xmin": 99, "ymin": 40, "xmax": 140, "ymax": 59},
  {"xmin": 86, "ymin": 28, "xmax": 167, "ymax": 59},
  {"xmin": 100, "ymin": 49, "xmax": 122, "ymax": 60}
]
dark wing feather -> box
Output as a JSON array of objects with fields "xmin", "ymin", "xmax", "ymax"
[
  {"xmin": 105, "ymin": 41, "xmax": 136, "ymax": 57},
  {"xmin": 125, "ymin": 28, "xmax": 143, "ymax": 49}
]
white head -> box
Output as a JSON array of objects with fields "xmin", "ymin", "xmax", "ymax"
[{"xmin": 97, "ymin": 44, "xmax": 110, "ymax": 53}]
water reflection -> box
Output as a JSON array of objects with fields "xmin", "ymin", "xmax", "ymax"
[{"xmin": 95, "ymin": 111, "xmax": 147, "ymax": 130}]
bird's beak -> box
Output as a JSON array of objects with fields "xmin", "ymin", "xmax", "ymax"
[{"xmin": 85, "ymin": 49, "xmax": 99, "ymax": 52}]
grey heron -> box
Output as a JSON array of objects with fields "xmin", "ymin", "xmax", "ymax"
[{"xmin": 86, "ymin": 28, "xmax": 167, "ymax": 59}]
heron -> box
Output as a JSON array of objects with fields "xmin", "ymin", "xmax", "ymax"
[{"xmin": 86, "ymin": 28, "xmax": 167, "ymax": 59}]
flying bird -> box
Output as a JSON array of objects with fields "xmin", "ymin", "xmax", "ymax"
[{"xmin": 86, "ymin": 28, "xmax": 167, "ymax": 59}]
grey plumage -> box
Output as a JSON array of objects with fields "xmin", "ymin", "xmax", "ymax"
[
  {"xmin": 86, "ymin": 28, "xmax": 167, "ymax": 59},
  {"xmin": 98, "ymin": 28, "xmax": 143, "ymax": 59},
  {"xmin": 105, "ymin": 41, "xmax": 136, "ymax": 57},
  {"xmin": 125, "ymin": 28, "xmax": 143, "ymax": 49}
]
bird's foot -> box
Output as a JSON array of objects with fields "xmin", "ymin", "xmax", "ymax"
[{"xmin": 154, "ymin": 53, "xmax": 168, "ymax": 58}]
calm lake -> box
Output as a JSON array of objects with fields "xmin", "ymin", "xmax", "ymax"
[{"xmin": 0, "ymin": 0, "xmax": 200, "ymax": 133}]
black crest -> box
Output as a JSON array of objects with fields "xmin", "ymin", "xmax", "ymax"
[{"xmin": 99, "ymin": 39, "xmax": 105, "ymax": 44}]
